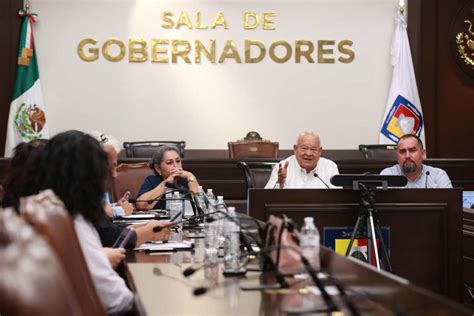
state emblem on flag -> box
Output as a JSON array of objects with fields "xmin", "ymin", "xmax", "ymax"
[
  {"xmin": 380, "ymin": 95, "xmax": 423, "ymax": 143},
  {"xmin": 14, "ymin": 103, "xmax": 47, "ymax": 141},
  {"xmin": 323, "ymin": 227, "xmax": 390, "ymax": 267}
]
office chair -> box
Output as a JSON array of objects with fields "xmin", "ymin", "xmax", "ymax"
[{"xmin": 123, "ymin": 141, "xmax": 186, "ymax": 158}]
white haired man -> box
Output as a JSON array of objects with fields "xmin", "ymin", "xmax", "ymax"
[{"xmin": 265, "ymin": 131, "xmax": 339, "ymax": 189}]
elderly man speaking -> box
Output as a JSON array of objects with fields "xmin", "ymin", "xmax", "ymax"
[{"xmin": 265, "ymin": 131, "xmax": 339, "ymax": 189}]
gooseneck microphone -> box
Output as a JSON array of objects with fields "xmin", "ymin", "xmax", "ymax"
[
  {"xmin": 425, "ymin": 171, "xmax": 431, "ymax": 188},
  {"xmin": 314, "ymin": 173, "xmax": 330, "ymax": 189}
]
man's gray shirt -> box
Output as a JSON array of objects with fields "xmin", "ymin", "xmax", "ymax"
[{"xmin": 380, "ymin": 164, "xmax": 453, "ymax": 188}]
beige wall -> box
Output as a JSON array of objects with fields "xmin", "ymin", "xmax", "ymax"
[{"xmin": 33, "ymin": 0, "xmax": 397, "ymax": 149}]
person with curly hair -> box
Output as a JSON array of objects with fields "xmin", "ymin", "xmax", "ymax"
[{"xmin": 20, "ymin": 130, "xmax": 169, "ymax": 314}]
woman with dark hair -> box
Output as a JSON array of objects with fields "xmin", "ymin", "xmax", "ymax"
[
  {"xmin": 1, "ymin": 139, "xmax": 48, "ymax": 210},
  {"xmin": 23, "ymin": 130, "xmax": 135, "ymax": 314},
  {"xmin": 136, "ymin": 145, "xmax": 200, "ymax": 210}
]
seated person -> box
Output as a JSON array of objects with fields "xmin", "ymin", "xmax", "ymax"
[
  {"xmin": 265, "ymin": 131, "xmax": 339, "ymax": 189},
  {"xmin": 89, "ymin": 131, "xmax": 133, "ymax": 217},
  {"xmin": 19, "ymin": 130, "xmax": 169, "ymax": 314},
  {"xmin": 380, "ymin": 134, "xmax": 453, "ymax": 188},
  {"xmin": 136, "ymin": 145, "xmax": 199, "ymax": 210},
  {"xmin": 90, "ymin": 131, "xmax": 170, "ymax": 248}
]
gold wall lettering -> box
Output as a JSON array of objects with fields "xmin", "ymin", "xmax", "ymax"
[
  {"xmin": 77, "ymin": 38, "xmax": 99, "ymax": 61},
  {"xmin": 102, "ymin": 38, "xmax": 126, "ymax": 62},
  {"xmin": 161, "ymin": 11, "xmax": 228, "ymax": 29},
  {"xmin": 77, "ymin": 38, "xmax": 355, "ymax": 64}
]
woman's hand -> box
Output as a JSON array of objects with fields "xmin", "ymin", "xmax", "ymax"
[
  {"xmin": 103, "ymin": 247, "xmax": 125, "ymax": 269},
  {"xmin": 163, "ymin": 168, "xmax": 194, "ymax": 183}
]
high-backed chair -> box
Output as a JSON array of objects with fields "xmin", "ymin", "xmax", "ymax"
[
  {"xmin": 123, "ymin": 141, "xmax": 186, "ymax": 158},
  {"xmin": 112, "ymin": 162, "xmax": 154, "ymax": 201},
  {"xmin": 0, "ymin": 208, "xmax": 82, "ymax": 316},
  {"xmin": 20, "ymin": 190, "xmax": 107, "ymax": 316},
  {"xmin": 238, "ymin": 162, "xmax": 276, "ymax": 191},
  {"xmin": 228, "ymin": 141, "xmax": 279, "ymax": 159},
  {"xmin": 358, "ymin": 144, "xmax": 397, "ymax": 159}
]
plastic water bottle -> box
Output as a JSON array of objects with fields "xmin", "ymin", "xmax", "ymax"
[
  {"xmin": 215, "ymin": 196, "xmax": 227, "ymax": 247},
  {"xmin": 204, "ymin": 214, "xmax": 219, "ymax": 253},
  {"xmin": 300, "ymin": 217, "xmax": 320, "ymax": 271},
  {"xmin": 165, "ymin": 187, "xmax": 173, "ymax": 211},
  {"xmin": 169, "ymin": 191, "xmax": 183, "ymax": 222},
  {"xmin": 195, "ymin": 186, "xmax": 208, "ymax": 214},
  {"xmin": 206, "ymin": 189, "xmax": 217, "ymax": 208},
  {"xmin": 224, "ymin": 207, "xmax": 241, "ymax": 271},
  {"xmin": 216, "ymin": 196, "xmax": 226, "ymax": 214}
]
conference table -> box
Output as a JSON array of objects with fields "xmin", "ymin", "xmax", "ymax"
[{"xmin": 124, "ymin": 230, "xmax": 472, "ymax": 315}]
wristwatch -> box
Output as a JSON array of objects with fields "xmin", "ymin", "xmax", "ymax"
[{"xmin": 188, "ymin": 175, "xmax": 196, "ymax": 183}]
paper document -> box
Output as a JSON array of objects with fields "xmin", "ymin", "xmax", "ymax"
[
  {"xmin": 134, "ymin": 240, "xmax": 194, "ymax": 252},
  {"xmin": 120, "ymin": 214, "xmax": 157, "ymax": 219}
]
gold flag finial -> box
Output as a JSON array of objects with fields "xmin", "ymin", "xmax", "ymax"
[
  {"xmin": 25, "ymin": 0, "xmax": 30, "ymax": 14},
  {"xmin": 399, "ymin": 0, "xmax": 405, "ymax": 16}
]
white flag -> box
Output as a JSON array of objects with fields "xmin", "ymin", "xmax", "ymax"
[
  {"xmin": 4, "ymin": 9, "xmax": 49, "ymax": 157},
  {"xmin": 379, "ymin": 15, "xmax": 425, "ymax": 146}
]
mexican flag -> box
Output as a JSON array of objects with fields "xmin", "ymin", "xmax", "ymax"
[{"xmin": 4, "ymin": 9, "xmax": 49, "ymax": 157}]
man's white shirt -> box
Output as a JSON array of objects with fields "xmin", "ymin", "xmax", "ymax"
[{"xmin": 265, "ymin": 155, "xmax": 339, "ymax": 189}]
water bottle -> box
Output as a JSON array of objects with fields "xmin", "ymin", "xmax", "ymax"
[
  {"xmin": 206, "ymin": 189, "xmax": 217, "ymax": 210},
  {"xmin": 216, "ymin": 196, "xmax": 227, "ymax": 247},
  {"xmin": 169, "ymin": 191, "xmax": 183, "ymax": 222},
  {"xmin": 195, "ymin": 186, "xmax": 208, "ymax": 214},
  {"xmin": 300, "ymin": 217, "xmax": 320, "ymax": 271},
  {"xmin": 204, "ymin": 214, "xmax": 219, "ymax": 253},
  {"xmin": 165, "ymin": 187, "xmax": 173, "ymax": 211},
  {"xmin": 224, "ymin": 207, "xmax": 241, "ymax": 271}
]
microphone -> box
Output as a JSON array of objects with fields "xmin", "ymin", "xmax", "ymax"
[
  {"xmin": 425, "ymin": 171, "xmax": 431, "ymax": 188},
  {"xmin": 314, "ymin": 173, "xmax": 330, "ymax": 189}
]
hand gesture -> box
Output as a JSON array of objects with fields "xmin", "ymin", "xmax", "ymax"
[
  {"xmin": 164, "ymin": 168, "xmax": 193, "ymax": 183},
  {"xmin": 118, "ymin": 191, "xmax": 134, "ymax": 215},
  {"xmin": 277, "ymin": 161, "xmax": 289, "ymax": 188}
]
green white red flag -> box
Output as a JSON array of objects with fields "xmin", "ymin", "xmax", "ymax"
[{"xmin": 4, "ymin": 9, "xmax": 49, "ymax": 157}]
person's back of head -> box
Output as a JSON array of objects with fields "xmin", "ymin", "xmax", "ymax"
[
  {"xmin": 2, "ymin": 139, "xmax": 48, "ymax": 210},
  {"xmin": 24, "ymin": 130, "xmax": 109, "ymax": 225}
]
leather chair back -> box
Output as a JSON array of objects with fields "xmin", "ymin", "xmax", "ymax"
[
  {"xmin": 20, "ymin": 190, "xmax": 107, "ymax": 316},
  {"xmin": 358, "ymin": 144, "xmax": 397, "ymax": 159},
  {"xmin": 228, "ymin": 141, "xmax": 279, "ymax": 159},
  {"xmin": 238, "ymin": 162, "xmax": 276, "ymax": 191},
  {"xmin": 123, "ymin": 141, "xmax": 186, "ymax": 158},
  {"xmin": 0, "ymin": 207, "xmax": 82, "ymax": 316},
  {"xmin": 112, "ymin": 162, "xmax": 154, "ymax": 201}
]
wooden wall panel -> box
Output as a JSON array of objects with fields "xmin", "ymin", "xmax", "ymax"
[
  {"xmin": 409, "ymin": 0, "xmax": 474, "ymax": 158},
  {"xmin": 437, "ymin": 0, "xmax": 474, "ymax": 158}
]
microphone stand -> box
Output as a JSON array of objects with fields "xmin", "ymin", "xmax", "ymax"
[{"xmin": 314, "ymin": 173, "xmax": 330, "ymax": 188}]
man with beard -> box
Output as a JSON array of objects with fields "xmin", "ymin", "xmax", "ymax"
[
  {"xmin": 380, "ymin": 134, "xmax": 452, "ymax": 188},
  {"xmin": 265, "ymin": 131, "xmax": 339, "ymax": 189}
]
